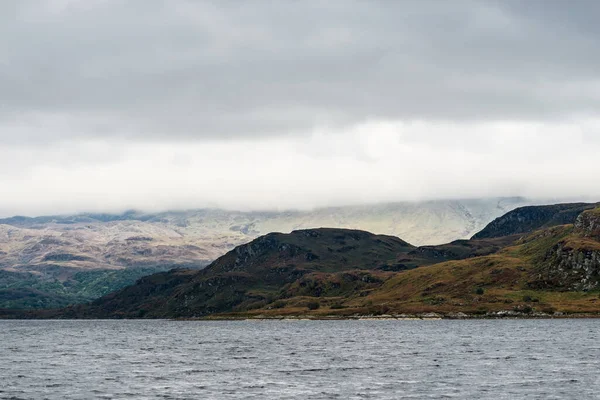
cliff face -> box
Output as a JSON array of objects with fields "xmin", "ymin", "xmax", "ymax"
[
  {"xmin": 574, "ymin": 208, "xmax": 600, "ymax": 240},
  {"xmin": 531, "ymin": 209, "xmax": 600, "ymax": 291},
  {"xmin": 536, "ymin": 242, "xmax": 600, "ymax": 291}
]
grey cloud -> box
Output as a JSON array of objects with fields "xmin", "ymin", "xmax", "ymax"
[{"xmin": 1, "ymin": 0, "xmax": 600, "ymax": 143}]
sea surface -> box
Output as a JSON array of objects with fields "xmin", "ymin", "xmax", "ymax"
[{"xmin": 1, "ymin": 319, "xmax": 599, "ymax": 399}]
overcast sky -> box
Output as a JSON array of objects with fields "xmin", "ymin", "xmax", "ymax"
[{"xmin": 1, "ymin": 0, "xmax": 599, "ymax": 216}]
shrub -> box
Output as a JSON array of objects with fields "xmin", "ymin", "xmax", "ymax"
[
  {"xmin": 541, "ymin": 306, "xmax": 556, "ymax": 314},
  {"xmin": 272, "ymin": 300, "xmax": 286, "ymax": 309},
  {"xmin": 475, "ymin": 287, "xmax": 485, "ymax": 295},
  {"xmin": 367, "ymin": 305, "xmax": 391, "ymax": 315},
  {"xmin": 307, "ymin": 301, "xmax": 320, "ymax": 310},
  {"xmin": 514, "ymin": 304, "xmax": 533, "ymax": 313}
]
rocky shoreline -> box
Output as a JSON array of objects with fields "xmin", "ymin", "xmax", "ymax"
[
  {"xmin": 194, "ymin": 311, "xmax": 600, "ymax": 321},
  {"xmin": 3, "ymin": 310, "xmax": 600, "ymax": 320}
]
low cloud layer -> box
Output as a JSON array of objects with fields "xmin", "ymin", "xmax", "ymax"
[
  {"xmin": 2, "ymin": 120, "xmax": 599, "ymax": 217},
  {"xmin": 1, "ymin": 1, "xmax": 599, "ymax": 216}
]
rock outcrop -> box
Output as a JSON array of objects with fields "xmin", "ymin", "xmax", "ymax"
[
  {"xmin": 574, "ymin": 208, "xmax": 600, "ymax": 240},
  {"xmin": 535, "ymin": 242, "xmax": 600, "ymax": 291},
  {"xmin": 531, "ymin": 209, "xmax": 600, "ymax": 291}
]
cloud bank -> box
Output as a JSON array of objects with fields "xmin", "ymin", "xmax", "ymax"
[{"xmin": 1, "ymin": 1, "xmax": 599, "ymax": 216}]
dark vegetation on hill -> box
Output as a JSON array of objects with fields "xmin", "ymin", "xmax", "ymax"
[
  {"xmin": 3, "ymin": 203, "xmax": 600, "ymax": 319},
  {"xmin": 472, "ymin": 202, "xmax": 600, "ymax": 239},
  {"xmin": 0, "ymin": 267, "xmax": 171, "ymax": 309}
]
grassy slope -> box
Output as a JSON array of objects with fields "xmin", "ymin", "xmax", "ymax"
[{"xmin": 233, "ymin": 223, "xmax": 600, "ymax": 317}]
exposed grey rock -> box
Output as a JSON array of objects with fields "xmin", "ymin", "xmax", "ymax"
[{"xmin": 574, "ymin": 209, "xmax": 600, "ymax": 240}]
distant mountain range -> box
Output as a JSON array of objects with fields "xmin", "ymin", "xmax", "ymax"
[
  {"xmin": 4, "ymin": 200, "xmax": 600, "ymax": 319},
  {"xmin": 0, "ymin": 197, "xmax": 531, "ymax": 309}
]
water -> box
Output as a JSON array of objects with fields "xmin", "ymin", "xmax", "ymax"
[{"xmin": 1, "ymin": 319, "xmax": 599, "ymax": 399}]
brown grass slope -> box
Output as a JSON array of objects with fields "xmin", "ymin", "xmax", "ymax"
[{"xmin": 243, "ymin": 208, "xmax": 600, "ymax": 318}]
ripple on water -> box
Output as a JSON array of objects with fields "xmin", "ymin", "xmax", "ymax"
[{"xmin": 1, "ymin": 319, "xmax": 600, "ymax": 399}]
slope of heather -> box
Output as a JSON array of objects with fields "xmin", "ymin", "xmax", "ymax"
[{"xmin": 352, "ymin": 219, "xmax": 600, "ymax": 317}]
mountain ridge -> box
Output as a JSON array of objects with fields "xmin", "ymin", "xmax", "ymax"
[{"xmin": 472, "ymin": 202, "xmax": 600, "ymax": 239}]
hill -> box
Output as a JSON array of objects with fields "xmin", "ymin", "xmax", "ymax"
[
  {"xmin": 472, "ymin": 202, "xmax": 599, "ymax": 239},
  {"xmin": 352, "ymin": 207, "xmax": 600, "ymax": 317},
  {"xmin": 0, "ymin": 198, "xmax": 530, "ymax": 309},
  {"xmin": 51, "ymin": 228, "xmax": 512, "ymax": 318},
  {"xmin": 25, "ymin": 204, "xmax": 599, "ymax": 320}
]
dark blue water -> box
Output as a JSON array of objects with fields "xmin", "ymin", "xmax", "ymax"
[{"xmin": 1, "ymin": 319, "xmax": 599, "ymax": 399}]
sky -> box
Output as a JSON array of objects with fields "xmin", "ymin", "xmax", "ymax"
[{"xmin": 1, "ymin": 0, "xmax": 600, "ymax": 216}]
